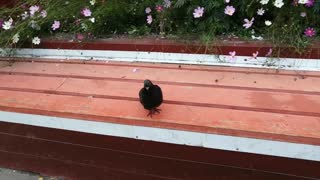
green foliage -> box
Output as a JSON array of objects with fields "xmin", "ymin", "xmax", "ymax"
[{"xmin": 0, "ymin": 0, "xmax": 319, "ymax": 53}]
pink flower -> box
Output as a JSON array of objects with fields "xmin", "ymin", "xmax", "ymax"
[
  {"xmin": 145, "ymin": 7, "xmax": 152, "ymax": 14},
  {"xmin": 243, "ymin": 18, "xmax": 254, "ymax": 29},
  {"xmin": 252, "ymin": 51, "xmax": 259, "ymax": 59},
  {"xmin": 228, "ymin": 51, "xmax": 237, "ymax": 62},
  {"xmin": 224, "ymin": 6, "xmax": 235, "ymax": 16},
  {"xmin": 164, "ymin": 0, "xmax": 172, "ymax": 8},
  {"xmin": 76, "ymin": 33, "xmax": 85, "ymax": 40},
  {"xmin": 51, "ymin": 20, "xmax": 60, "ymax": 31},
  {"xmin": 156, "ymin": 5, "xmax": 164, "ymax": 12},
  {"xmin": 266, "ymin": 48, "xmax": 273, "ymax": 57},
  {"xmin": 304, "ymin": 27, "xmax": 316, "ymax": 37},
  {"xmin": 306, "ymin": 0, "xmax": 315, "ymax": 7},
  {"xmin": 81, "ymin": 8, "xmax": 92, "ymax": 17},
  {"xmin": 147, "ymin": 15, "xmax": 153, "ymax": 24},
  {"xmin": 29, "ymin": 5, "xmax": 40, "ymax": 16},
  {"xmin": 193, "ymin": 7, "xmax": 204, "ymax": 18}
]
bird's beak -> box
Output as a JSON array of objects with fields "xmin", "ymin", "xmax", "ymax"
[{"xmin": 145, "ymin": 87, "xmax": 149, "ymax": 90}]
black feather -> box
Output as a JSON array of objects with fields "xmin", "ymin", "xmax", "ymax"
[{"xmin": 139, "ymin": 80, "xmax": 163, "ymax": 115}]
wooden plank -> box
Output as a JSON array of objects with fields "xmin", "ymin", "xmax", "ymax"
[
  {"xmin": 1, "ymin": 62, "xmax": 320, "ymax": 93},
  {"xmin": 0, "ymin": 122, "xmax": 317, "ymax": 179},
  {"xmin": 0, "ymin": 90, "xmax": 319, "ymax": 145},
  {"xmin": 2, "ymin": 133, "xmax": 306, "ymax": 180},
  {"xmin": 0, "ymin": 75, "xmax": 319, "ymax": 117},
  {"xmin": 0, "ymin": 121, "xmax": 318, "ymax": 179}
]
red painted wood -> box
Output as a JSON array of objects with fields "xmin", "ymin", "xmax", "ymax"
[
  {"xmin": 1, "ymin": 61, "xmax": 320, "ymax": 93},
  {"xmin": 0, "ymin": 60, "xmax": 319, "ymax": 145},
  {"xmin": 0, "ymin": 74, "xmax": 319, "ymax": 117},
  {"xmin": 21, "ymin": 38, "xmax": 320, "ymax": 59},
  {"xmin": 0, "ymin": 121, "xmax": 318, "ymax": 180},
  {"xmin": 0, "ymin": 90, "xmax": 320, "ymax": 146},
  {"xmin": 0, "ymin": 59, "xmax": 319, "ymax": 179}
]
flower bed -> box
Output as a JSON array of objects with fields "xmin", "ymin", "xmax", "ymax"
[{"xmin": 0, "ymin": 0, "xmax": 319, "ymax": 59}]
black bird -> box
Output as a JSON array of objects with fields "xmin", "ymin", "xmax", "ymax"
[{"xmin": 139, "ymin": 79, "xmax": 163, "ymax": 117}]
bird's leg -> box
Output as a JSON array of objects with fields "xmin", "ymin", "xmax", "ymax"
[
  {"xmin": 153, "ymin": 108, "xmax": 161, "ymax": 114},
  {"xmin": 147, "ymin": 109, "xmax": 154, "ymax": 117}
]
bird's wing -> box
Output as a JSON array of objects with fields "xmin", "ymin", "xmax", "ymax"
[
  {"xmin": 139, "ymin": 88, "xmax": 145, "ymax": 104},
  {"xmin": 152, "ymin": 85, "xmax": 163, "ymax": 106}
]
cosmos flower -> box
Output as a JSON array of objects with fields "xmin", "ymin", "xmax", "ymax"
[
  {"xmin": 156, "ymin": 5, "xmax": 164, "ymax": 12},
  {"xmin": 32, "ymin": 37, "xmax": 41, "ymax": 45},
  {"xmin": 304, "ymin": 27, "xmax": 316, "ymax": 37},
  {"xmin": 90, "ymin": 0, "xmax": 96, "ymax": 6},
  {"xmin": 274, "ymin": 0, "xmax": 284, "ymax": 8},
  {"xmin": 51, "ymin": 20, "xmax": 60, "ymax": 31},
  {"xmin": 265, "ymin": 20, "xmax": 272, "ymax": 26},
  {"xmin": 145, "ymin": 7, "xmax": 152, "ymax": 14},
  {"xmin": 224, "ymin": 6, "xmax": 235, "ymax": 16},
  {"xmin": 252, "ymin": 51, "xmax": 259, "ymax": 59},
  {"xmin": 164, "ymin": 0, "xmax": 171, "ymax": 8},
  {"xmin": 147, "ymin": 15, "xmax": 153, "ymax": 24},
  {"xmin": 266, "ymin": 48, "xmax": 273, "ymax": 56},
  {"xmin": 89, "ymin": 17, "xmax": 95, "ymax": 23},
  {"xmin": 243, "ymin": 18, "xmax": 254, "ymax": 29},
  {"xmin": 81, "ymin": 8, "xmax": 92, "ymax": 17},
  {"xmin": 193, "ymin": 7, "xmax": 204, "ymax": 18},
  {"xmin": 2, "ymin": 18, "xmax": 13, "ymax": 30},
  {"xmin": 228, "ymin": 51, "xmax": 237, "ymax": 62},
  {"xmin": 40, "ymin": 10, "xmax": 47, "ymax": 18},
  {"xmin": 29, "ymin": 5, "xmax": 40, "ymax": 16},
  {"xmin": 257, "ymin": 8, "xmax": 265, "ymax": 15},
  {"xmin": 305, "ymin": 0, "xmax": 315, "ymax": 7}
]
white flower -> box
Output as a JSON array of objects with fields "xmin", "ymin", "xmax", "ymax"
[
  {"xmin": 274, "ymin": 0, "xmax": 284, "ymax": 8},
  {"xmin": 89, "ymin": 17, "xmax": 95, "ymax": 23},
  {"xmin": 252, "ymin": 35, "xmax": 263, "ymax": 40},
  {"xmin": 257, "ymin": 8, "xmax": 265, "ymax": 15},
  {"xmin": 40, "ymin": 10, "xmax": 47, "ymax": 18},
  {"xmin": 260, "ymin": 0, "xmax": 269, "ymax": 5},
  {"xmin": 145, "ymin": 7, "xmax": 152, "ymax": 14},
  {"xmin": 12, "ymin": 33, "xmax": 20, "ymax": 44},
  {"xmin": 225, "ymin": 0, "xmax": 230, "ymax": 3},
  {"xmin": 21, "ymin": 11, "xmax": 29, "ymax": 20},
  {"xmin": 32, "ymin": 37, "xmax": 41, "ymax": 45},
  {"xmin": 2, "ymin": 18, "xmax": 13, "ymax": 30},
  {"xmin": 90, "ymin": 0, "xmax": 96, "ymax": 5},
  {"xmin": 265, "ymin": 20, "xmax": 272, "ymax": 26},
  {"xmin": 298, "ymin": 0, "xmax": 308, "ymax": 4}
]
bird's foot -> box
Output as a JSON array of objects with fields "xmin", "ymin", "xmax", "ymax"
[
  {"xmin": 153, "ymin": 108, "xmax": 161, "ymax": 114},
  {"xmin": 147, "ymin": 110, "xmax": 154, "ymax": 117},
  {"xmin": 147, "ymin": 108, "xmax": 161, "ymax": 117}
]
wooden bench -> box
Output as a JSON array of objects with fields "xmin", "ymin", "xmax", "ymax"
[{"xmin": 0, "ymin": 58, "xmax": 319, "ymax": 179}]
